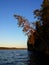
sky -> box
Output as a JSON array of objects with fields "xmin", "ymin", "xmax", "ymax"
[{"xmin": 0, "ymin": 0, "xmax": 43, "ymax": 48}]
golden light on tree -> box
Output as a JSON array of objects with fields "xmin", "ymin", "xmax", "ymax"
[
  {"xmin": 14, "ymin": 0, "xmax": 49, "ymax": 53},
  {"xmin": 14, "ymin": 14, "xmax": 35, "ymax": 37}
]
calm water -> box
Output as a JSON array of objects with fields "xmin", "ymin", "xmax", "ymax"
[{"xmin": 0, "ymin": 50, "xmax": 49, "ymax": 65}]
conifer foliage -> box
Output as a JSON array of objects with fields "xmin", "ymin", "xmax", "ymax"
[{"xmin": 14, "ymin": 0, "xmax": 49, "ymax": 53}]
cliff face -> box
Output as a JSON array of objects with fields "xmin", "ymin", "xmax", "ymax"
[
  {"xmin": 27, "ymin": 32, "xmax": 45, "ymax": 51},
  {"xmin": 27, "ymin": 32, "xmax": 36, "ymax": 51}
]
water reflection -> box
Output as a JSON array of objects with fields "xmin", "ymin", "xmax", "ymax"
[{"xmin": 28, "ymin": 51, "xmax": 49, "ymax": 65}]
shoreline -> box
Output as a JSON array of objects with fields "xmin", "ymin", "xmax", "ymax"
[{"xmin": 0, "ymin": 47, "xmax": 27, "ymax": 50}]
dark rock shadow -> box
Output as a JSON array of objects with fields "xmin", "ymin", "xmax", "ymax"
[{"xmin": 27, "ymin": 51, "xmax": 49, "ymax": 65}]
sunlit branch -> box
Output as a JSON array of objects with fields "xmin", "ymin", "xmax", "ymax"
[{"xmin": 14, "ymin": 14, "xmax": 35, "ymax": 37}]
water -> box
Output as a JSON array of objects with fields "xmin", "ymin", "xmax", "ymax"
[
  {"xmin": 0, "ymin": 50, "xmax": 29, "ymax": 65},
  {"xmin": 0, "ymin": 50, "xmax": 49, "ymax": 65}
]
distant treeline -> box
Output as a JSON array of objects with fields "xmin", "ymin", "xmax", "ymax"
[{"xmin": 0, "ymin": 47, "xmax": 27, "ymax": 50}]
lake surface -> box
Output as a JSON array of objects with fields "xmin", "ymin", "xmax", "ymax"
[{"xmin": 0, "ymin": 50, "xmax": 49, "ymax": 65}]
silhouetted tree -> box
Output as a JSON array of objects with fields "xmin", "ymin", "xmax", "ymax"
[
  {"xmin": 14, "ymin": 0, "xmax": 49, "ymax": 53},
  {"xmin": 34, "ymin": 0, "xmax": 49, "ymax": 53}
]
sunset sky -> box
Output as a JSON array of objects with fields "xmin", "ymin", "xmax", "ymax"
[{"xmin": 0, "ymin": 0, "xmax": 42, "ymax": 48}]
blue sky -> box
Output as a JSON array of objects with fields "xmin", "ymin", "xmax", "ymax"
[{"xmin": 0, "ymin": 0, "xmax": 43, "ymax": 48}]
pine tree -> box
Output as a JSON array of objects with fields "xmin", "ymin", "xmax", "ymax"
[
  {"xmin": 14, "ymin": 0, "xmax": 49, "ymax": 53},
  {"xmin": 34, "ymin": 0, "xmax": 49, "ymax": 53}
]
